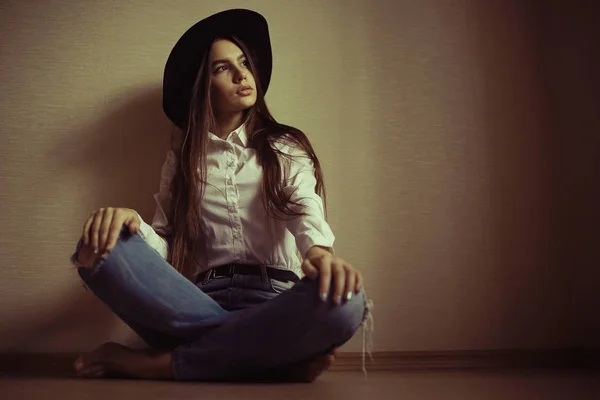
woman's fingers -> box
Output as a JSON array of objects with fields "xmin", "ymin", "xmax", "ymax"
[
  {"xmin": 126, "ymin": 213, "xmax": 140, "ymax": 235},
  {"xmin": 98, "ymin": 207, "xmax": 116, "ymax": 252},
  {"xmin": 331, "ymin": 262, "xmax": 346, "ymax": 305},
  {"xmin": 101, "ymin": 210, "xmax": 141, "ymax": 258},
  {"xmin": 102, "ymin": 212, "xmax": 125, "ymax": 257},
  {"xmin": 81, "ymin": 214, "xmax": 95, "ymax": 246},
  {"xmin": 344, "ymin": 267, "xmax": 356, "ymax": 302},
  {"xmin": 301, "ymin": 258, "xmax": 319, "ymax": 280},
  {"xmin": 355, "ymin": 271, "xmax": 363, "ymax": 293},
  {"xmin": 89, "ymin": 209, "xmax": 104, "ymax": 252},
  {"xmin": 80, "ymin": 208, "xmax": 142, "ymax": 260},
  {"xmin": 318, "ymin": 259, "xmax": 332, "ymax": 302},
  {"xmin": 303, "ymin": 253, "xmax": 363, "ymax": 304}
]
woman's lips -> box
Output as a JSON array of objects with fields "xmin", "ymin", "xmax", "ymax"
[{"xmin": 237, "ymin": 88, "xmax": 253, "ymax": 96}]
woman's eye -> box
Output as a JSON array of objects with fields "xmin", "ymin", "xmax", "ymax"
[
  {"xmin": 242, "ymin": 60, "xmax": 249, "ymax": 67},
  {"xmin": 216, "ymin": 65, "xmax": 227, "ymax": 72}
]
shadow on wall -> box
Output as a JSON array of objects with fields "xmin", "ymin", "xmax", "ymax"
[
  {"xmin": 8, "ymin": 85, "xmax": 172, "ymax": 352},
  {"xmin": 361, "ymin": 0, "xmax": 564, "ymax": 349},
  {"xmin": 536, "ymin": 0, "xmax": 600, "ymax": 345},
  {"xmin": 53, "ymin": 84, "xmax": 173, "ymax": 219}
]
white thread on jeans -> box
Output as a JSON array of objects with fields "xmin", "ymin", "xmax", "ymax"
[{"xmin": 361, "ymin": 289, "xmax": 375, "ymax": 380}]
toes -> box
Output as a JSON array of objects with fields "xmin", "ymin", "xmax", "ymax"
[
  {"xmin": 325, "ymin": 355, "xmax": 335, "ymax": 369},
  {"xmin": 74, "ymin": 355, "xmax": 96, "ymax": 374},
  {"xmin": 74, "ymin": 356, "xmax": 84, "ymax": 371},
  {"xmin": 304, "ymin": 355, "xmax": 333, "ymax": 382},
  {"xmin": 80, "ymin": 364, "xmax": 106, "ymax": 379},
  {"xmin": 73, "ymin": 343, "xmax": 118, "ymax": 375}
]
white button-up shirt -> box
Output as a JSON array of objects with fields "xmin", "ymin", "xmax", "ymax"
[{"xmin": 137, "ymin": 123, "xmax": 335, "ymax": 278}]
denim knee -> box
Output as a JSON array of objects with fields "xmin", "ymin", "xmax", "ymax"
[
  {"xmin": 299, "ymin": 277, "xmax": 367, "ymax": 342},
  {"xmin": 328, "ymin": 289, "xmax": 367, "ymax": 341}
]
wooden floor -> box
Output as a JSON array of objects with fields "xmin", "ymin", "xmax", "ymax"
[{"xmin": 1, "ymin": 370, "xmax": 599, "ymax": 400}]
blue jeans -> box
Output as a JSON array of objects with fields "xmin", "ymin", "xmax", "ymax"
[{"xmin": 71, "ymin": 225, "xmax": 372, "ymax": 381}]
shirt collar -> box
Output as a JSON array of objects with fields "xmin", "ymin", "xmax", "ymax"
[{"xmin": 208, "ymin": 122, "xmax": 248, "ymax": 147}]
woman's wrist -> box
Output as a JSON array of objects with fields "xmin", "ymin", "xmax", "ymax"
[{"xmin": 305, "ymin": 245, "xmax": 332, "ymax": 259}]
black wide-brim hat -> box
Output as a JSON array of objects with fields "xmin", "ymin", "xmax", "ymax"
[{"xmin": 163, "ymin": 9, "xmax": 272, "ymax": 128}]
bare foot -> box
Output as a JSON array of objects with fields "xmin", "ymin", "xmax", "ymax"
[
  {"xmin": 73, "ymin": 342, "xmax": 173, "ymax": 380},
  {"xmin": 256, "ymin": 347, "xmax": 339, "ymax": 382},
  {"xmin": 303, "ymin": 347, "xmax": 338, "ymax": 382}
]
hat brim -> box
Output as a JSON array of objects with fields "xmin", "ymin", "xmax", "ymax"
[{"xmin": 163, "ymin": 9, "xmax": 272, "ymax": 128}]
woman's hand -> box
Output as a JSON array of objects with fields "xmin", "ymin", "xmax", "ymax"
[
  {"xmin": 301, "ymin": 246, "xmax": 363, "ymax": 305},
  {"xmin": 81, "ymin": 207, "xmax": 141, "ymax": 259}
]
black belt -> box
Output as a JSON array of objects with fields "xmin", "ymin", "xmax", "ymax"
[{"xmin": 197, "ymin": 264, "xmax": 299, "ymax": 283}]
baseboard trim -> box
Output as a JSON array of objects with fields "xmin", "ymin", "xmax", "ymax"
[
  {"xmin": 0, "ymin": 348, "xmax": 598, "ymax": 377},
  {"xmin": 331, "ymin": 348, "xmax": 600, "ymax": 371}
]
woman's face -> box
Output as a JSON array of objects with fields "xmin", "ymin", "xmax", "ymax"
[{"xmin": 209, "ymin": 39, "xmax": 257, "ymax": 114}]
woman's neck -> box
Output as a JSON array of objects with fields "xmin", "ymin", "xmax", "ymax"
[{"xmin": 215, "ymin": 111, "xmax": 245, "ymax": 139}]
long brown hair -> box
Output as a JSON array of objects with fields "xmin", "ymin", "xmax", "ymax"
[{"xmin": 166, "ymin": 35, "xmax": 326, "ymax": 280}]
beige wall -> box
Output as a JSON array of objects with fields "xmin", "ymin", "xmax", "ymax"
[{"xmin": 0, "ymin": 0, "xmax": 598, "ymax": 353}]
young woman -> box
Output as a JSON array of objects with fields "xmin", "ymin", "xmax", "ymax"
[{"xmin": 70, "ymin": 9, "xmax": 373, "ymax": 382}]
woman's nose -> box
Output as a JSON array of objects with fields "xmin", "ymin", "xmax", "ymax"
[{"xmin": 235, "ymin": 68, "xmax": 247, "ymax": 82}]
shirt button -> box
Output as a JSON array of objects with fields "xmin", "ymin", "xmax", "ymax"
[
  {"xmin": 228, "ymin": 205, "xmax": 236, "ymax": 212},
  {"xmin": 226, "ymin": 178, "xmax": 232, "ymax": 185}
]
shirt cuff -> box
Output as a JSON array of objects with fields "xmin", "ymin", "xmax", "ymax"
[
  {"xmin": 136, "ymin": 212, "xmax": 152, "ymax": 240},
  {"xmin": 294, "ymin": 221, "xmax": 336, "ymax": 258},
  {"xmin": 135, "ymin": 212, "xmax": 169, "ymax": 259}
]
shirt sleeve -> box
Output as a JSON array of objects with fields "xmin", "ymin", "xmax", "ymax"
[
  {"xmin": 279, "ymin": 141, "xmax": 336, "ymax": 257},
  {"xmin": 136, "ymin": 149, "xmax": 177, "ymax": 260}
]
